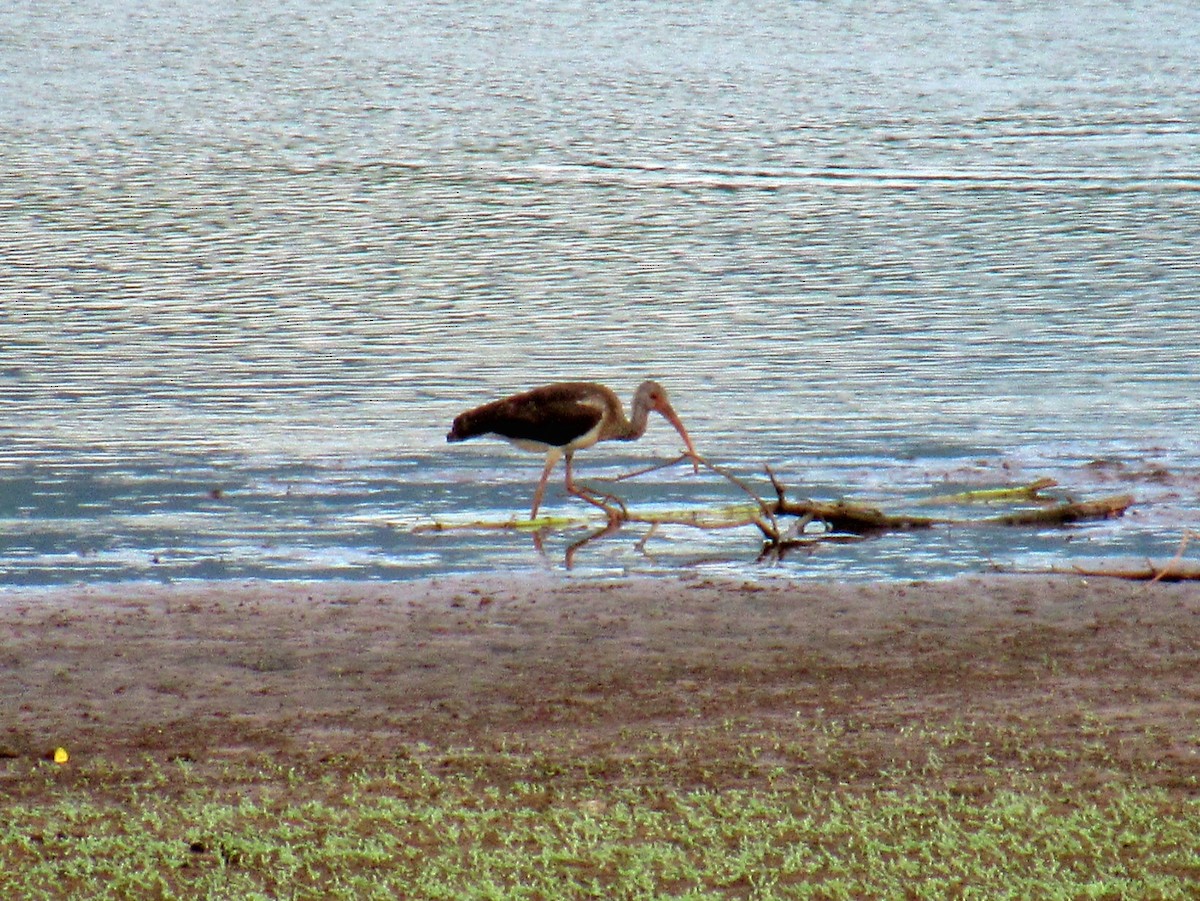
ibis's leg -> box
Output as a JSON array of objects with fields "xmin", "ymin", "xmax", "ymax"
[
  {"xmin": 564, "ymin": 453, "xmax": 627, "ymax": 521},
  {"xmin": 564, "ymin": 453, "xmax": 592, "ymax": 499},
  {"xmin": 530, "ymin": 449, "xmax": 562, "ymax": 519},
  {"xmin": 563, "ymin": 452, "xmax": 577, "ymax": 494}
]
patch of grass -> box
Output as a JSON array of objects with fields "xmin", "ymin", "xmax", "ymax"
[{"xmin": 2, "ymin": 733, "xmax": 1198, "ymax": 901}]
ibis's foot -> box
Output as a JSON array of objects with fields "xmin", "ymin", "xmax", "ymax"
[{"xmin": 569, "ymin": 484, "xmax": 628, "ymax": 523}]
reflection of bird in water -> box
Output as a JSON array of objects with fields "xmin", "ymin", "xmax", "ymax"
[{"xmin": 447, "ymin": 380, "xmax": 698, "ymax": 519}]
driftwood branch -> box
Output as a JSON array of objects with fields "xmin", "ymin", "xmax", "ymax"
[
  {"xmin": 771, "ymin": 497, "xmax": 938, "ymax": 534},
  {"xmin": 762, "ymin": 479, "xmax": 1131, "ymax": 537}
]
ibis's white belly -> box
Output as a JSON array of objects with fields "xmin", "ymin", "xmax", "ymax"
[{"xmin": 499, "ymin": 420, "xmax": 605, "ymax": 455}]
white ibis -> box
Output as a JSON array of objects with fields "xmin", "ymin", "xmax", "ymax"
[{"xmin": 446, "ymin": 380, "xmax": 699, "ymax": 519}]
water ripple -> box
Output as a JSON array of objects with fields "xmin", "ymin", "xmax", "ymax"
[{"xmin": 2, "ymin": 0, "xmax": 1198, "ymax": 583}]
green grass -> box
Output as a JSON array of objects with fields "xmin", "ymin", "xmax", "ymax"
[{"xmin": 2, "ymin": 743, "xmax": 1198, "ymax": 900}]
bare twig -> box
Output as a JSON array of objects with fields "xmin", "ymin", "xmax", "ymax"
[
  {"xmin": 612, "ymin": 455, "xmax": 691, "ymax": 482},
  {"xmin": 1150, "ymin": 529, "xmax": 1199, "ymax": 584},
  {"xmin": 700, "ymin": 457, "xmax": 779, "ymax": 541},
  {"xmin": 570, "ymin": 482, "xmax": 628, "ymax": 525},
  {"xmin": 765, "ymin": 464, "xmax": 787, "ymax": 506},
  {"xmin": 1057, "ymin": 562, "xmax": 1200, "ymax": 582},
  {"xmin": 613, "ymin": 452, "xmax": 780, "ymax": 542}
]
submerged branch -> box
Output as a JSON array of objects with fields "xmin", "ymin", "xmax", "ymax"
[
  {"xmin": 922, "ymin": 478, "xmax": 1059, "ymax": 505},
  {"xmin": 980, "ymin": 494, "xmax": 1133, "ymax": 526}
]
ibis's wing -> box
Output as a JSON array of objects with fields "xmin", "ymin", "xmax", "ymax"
[{"xmin": 450, "ymin": 385, "xmax": 605, "ymax": 447}]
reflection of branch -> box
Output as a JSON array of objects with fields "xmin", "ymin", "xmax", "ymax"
[
  {"xmin": 612, "ymin": 456, "xmax": 687, "ymax": 482},
  {"xmin": 757, "ymin": 532, "xmax": 866, "ymax": 563}
]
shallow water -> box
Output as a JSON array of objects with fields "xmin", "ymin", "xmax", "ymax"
[{"xmin": 2, "ymin": 1, "xmax": 1198, "ymax": 585}]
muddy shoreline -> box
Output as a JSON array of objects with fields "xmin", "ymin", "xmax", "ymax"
[{"xmin": 3, "ymin": 574, "xmax": 1198, "ymax": 792}]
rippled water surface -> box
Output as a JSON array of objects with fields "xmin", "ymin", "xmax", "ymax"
[{"xmin": 3, "ymin": 1, "xmax": 1198, "ymax": 584}]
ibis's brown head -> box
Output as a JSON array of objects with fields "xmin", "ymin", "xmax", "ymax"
[{"xmin": 632, "ymin": 380, "xmax": 700, "ymax": 470}]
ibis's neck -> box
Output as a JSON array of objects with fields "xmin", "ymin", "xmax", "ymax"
[{"xmin": 613, "ymin": 396, "xmax": 651, "ymax": 441}]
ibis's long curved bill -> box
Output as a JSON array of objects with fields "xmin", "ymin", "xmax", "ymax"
[{"xmin": 656, "ymin": 403, "xmax": 700, "ymax": 473}]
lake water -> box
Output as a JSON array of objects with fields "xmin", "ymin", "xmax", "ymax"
[{"xmin": 2, "ymin": 1, "xmax": 1198, "ymax": 585}]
